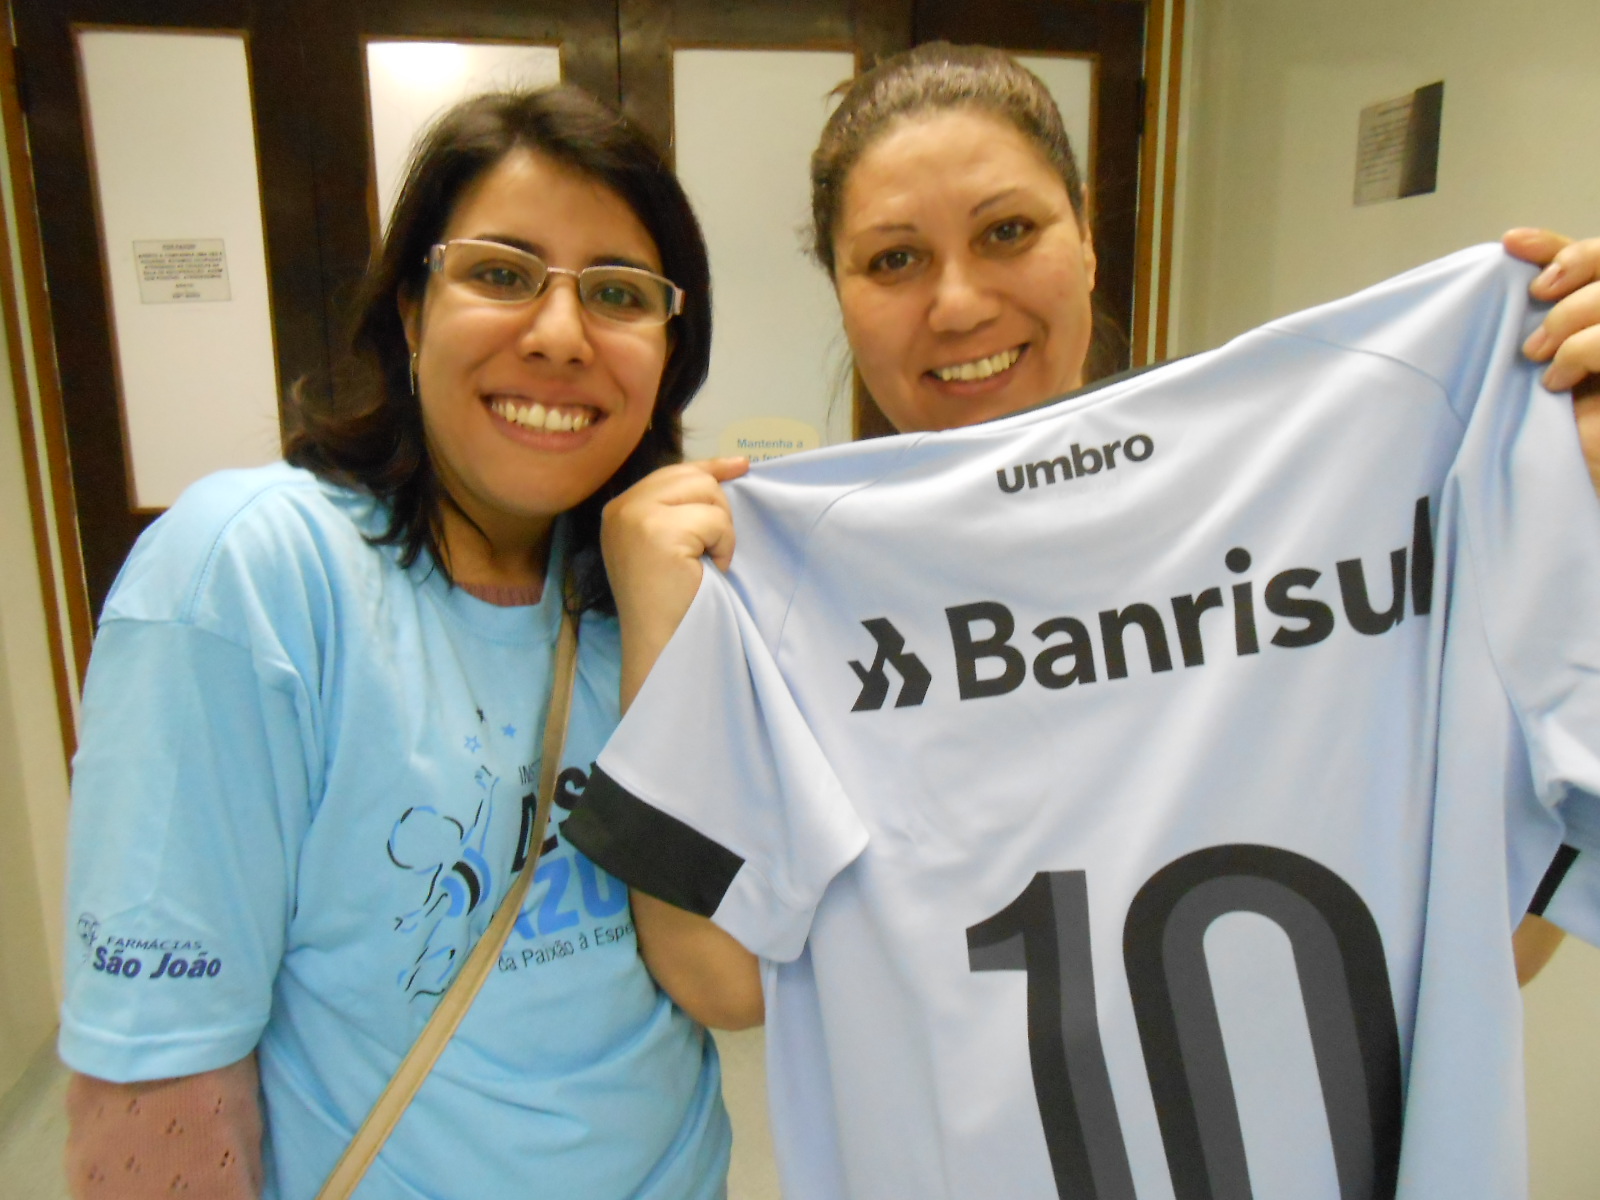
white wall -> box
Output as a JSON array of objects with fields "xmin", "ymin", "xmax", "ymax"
[
  {"xmin": 1523, "ymin": 938, "xmax": 1600, "ymax": 1198},
  {"xmin": 0, "ymin": 210, "xmax": 69, "ymax": 1110},
  {"xmin": 1173, "ymin": 4, "xmax": 1600, "ymax": 1195},
  {"xmin": 1174, "ymin": 0, "xmax": 1600, "ymax": 355}
]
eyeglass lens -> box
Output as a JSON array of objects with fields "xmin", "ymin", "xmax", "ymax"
[{"xmin": 435, "ymin": 240, "xmax": 677, "ymax": 324}]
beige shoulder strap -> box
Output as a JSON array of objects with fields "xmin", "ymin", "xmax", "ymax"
[{"xmin": 316, "ymin": 605, "xmax": 580, "ymax": 1200}]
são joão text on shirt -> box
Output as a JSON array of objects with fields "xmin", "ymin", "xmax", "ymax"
[{"xmin": 850, "ymin": 495, "xmax": 1434, "ymax": 710}]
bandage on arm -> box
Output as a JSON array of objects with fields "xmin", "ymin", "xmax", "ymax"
[{"xmin": 65, "ymin": 1055, "xmax": 264, "ymax": 1199}]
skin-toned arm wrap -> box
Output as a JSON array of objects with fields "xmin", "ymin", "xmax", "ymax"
[{"xmin": 65, "ymin": 1056, "xmax": 264, "ymax": 1200}]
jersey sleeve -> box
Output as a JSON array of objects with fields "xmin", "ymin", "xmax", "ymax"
[
  {"xmin": 564, "ymin": 567, "xmax": 868, "ymax": 962},
  {"xmin": 1534, "ymin": 849, "xmax": 1600, "ymax": 945},
  {"xmin": 1453, "ymin": 314, "xmax": 1600, "ymax": 880},
  {"xmin": 61, "ymin": 490, "xmax": 321, "ymax": 1083}
]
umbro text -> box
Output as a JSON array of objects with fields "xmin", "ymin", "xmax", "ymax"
[{"xmin": 997, "ymin": 433, "xmax": 1154, "ymax": 494}]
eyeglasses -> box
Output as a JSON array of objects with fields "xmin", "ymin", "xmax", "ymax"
[{"xmin": 426, "ymin": 239, "xmax": 685, "ymax": 326}]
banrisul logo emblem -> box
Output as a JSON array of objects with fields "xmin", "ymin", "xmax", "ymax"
[
  {"xmin": 997, "ymin": 433, "xmax": 1154, "ymax": 494},
  {"xmin": 849, "ymin": 619, "xmax": 931, "ymax": 711}
]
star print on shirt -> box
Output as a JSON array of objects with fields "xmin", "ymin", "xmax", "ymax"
[
  {"xmin": 502, "ymin": 725, "xmax": 517, "ymax": 738},
  {"xmin": 464, "ymin": 736, "xmax": 482, "ymax": 753}
]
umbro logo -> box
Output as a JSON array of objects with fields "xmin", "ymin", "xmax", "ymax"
[
  {"xmin": 996, "ymin": 432, "xmax": 1155, "ymax": 495},
  {"xmin": 848, "ymin": 619, "xmax": 931, "ymax": 711}
]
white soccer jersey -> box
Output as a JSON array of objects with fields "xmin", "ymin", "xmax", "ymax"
[{"xmin": 564, "ymin": 246, "xmax": 1600, "ymax": 1200}]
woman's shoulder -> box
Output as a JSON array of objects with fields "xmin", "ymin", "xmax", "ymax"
[{"xmin": 101, "ymin": 462, "xmax": 388, "ymax": 631}]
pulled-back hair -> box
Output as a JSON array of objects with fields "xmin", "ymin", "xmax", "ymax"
[
  {"xmin": 285, "ymin": 85, "xmax": 712, "ymax": 614},
  {"xmin": 809, "ymin": 43, "xmax": 1086, "ymax": 279}
]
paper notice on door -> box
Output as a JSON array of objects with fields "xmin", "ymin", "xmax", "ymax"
[{"xmin": 134, "ymin": 239, "xmax": 232, "ymax": 303}]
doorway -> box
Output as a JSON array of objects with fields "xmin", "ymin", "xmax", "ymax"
[{"xmin": 13, "ymin": 0, "xmax": 1149, "ymax": 630}]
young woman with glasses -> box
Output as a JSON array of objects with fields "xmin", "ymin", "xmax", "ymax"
[{"xmin": 58, "ymin": 86, "xmax": 733, "ymax": 1200}]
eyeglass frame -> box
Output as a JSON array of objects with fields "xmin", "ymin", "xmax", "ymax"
[{"xmin": 425, "ymin": 238, "xmax": 686, "ymax": 325}]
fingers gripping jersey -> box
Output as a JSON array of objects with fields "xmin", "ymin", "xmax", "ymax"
[{"xmin": 564, "ymin": 247, "xmax": 1600, "ymax": 1200}]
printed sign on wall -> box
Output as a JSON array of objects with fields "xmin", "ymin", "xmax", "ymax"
[
  {"xmin": 718, "ymin": 417, "xmax": 820, "ymax": 463},
  {"xmin": 1353, "ymin": 82, "xmax": 1444, "ymax": 207}
]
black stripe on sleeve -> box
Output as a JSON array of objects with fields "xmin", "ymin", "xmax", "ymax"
[
  {"xmin": 561, "ymin": 767, "xmax": 745, "ymax": 918},
  {"xmin": 1527, "ymin": 844, "xmax": 1580, "ymax": 916}
]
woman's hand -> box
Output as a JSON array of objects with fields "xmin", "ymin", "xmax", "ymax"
[
  {"xmin": 1504, "ymin": 230, "xmax": 1600, "ymax": 495},
  {"xmin": 1505, "ymin": 229, "xmax": 1600, "ymax": 396},
  {"xmin": 603, "ymin": 457, "xmax": 749, "ymax": 709},
  {"xmin": 1513, "ymin": 913, "xmax": 1567, "ymax": 987}
]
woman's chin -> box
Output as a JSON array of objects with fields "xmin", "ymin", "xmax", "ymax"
[{"xmin": 895, "ymin": 377, "xmax": 1058, "ymax": 432}]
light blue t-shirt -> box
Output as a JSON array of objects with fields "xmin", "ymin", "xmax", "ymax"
[{"xmin": 60, "ymin": 463, "xmax": 730, "ymax": 1200}]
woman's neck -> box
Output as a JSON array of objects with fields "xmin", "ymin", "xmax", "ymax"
[{"xmin": 436, "ymin": 501, "xmax": 554, "ymax": 595}]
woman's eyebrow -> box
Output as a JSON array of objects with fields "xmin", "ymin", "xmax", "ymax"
[
  {"xmin": 589, "ymin": 254, "xmax": 657, "ymax": 271},
  {"xmin": 971, "ymin": 188, "xmax": 1024, "ymax": 217},
  {"xmin": 467, "ymin": 233, "xmax": 545, "ymax": 256},
  {"xmin": 467, "ymin": 235, "xmax": 655, "ymax": 272}
]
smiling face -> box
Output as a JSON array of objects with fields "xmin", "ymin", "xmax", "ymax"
[
  {"xmin": 400, "ymin": 148, "xmax": 669, "ymax": 560},
  {"xmin": 832, "ymin": 109, "xmax": 1097, "ymax": 434}
]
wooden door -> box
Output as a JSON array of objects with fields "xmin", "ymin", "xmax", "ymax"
[
  {"xmin": 290, "ymin": 0, "xmax": 619, "ymax": 404},
  {"xmin": 615, "ymin": 0, "xmax": 1145, "ymax": 444},
  {"xmin": 617, "ymin": 0, "xmax": 911, "ymax": 156},
  {"xmin": 15, "ymin": 0, "xmax": 323, "ymax": 618},
  {"xmin": 15, "ymin": 0, "xmax": 1145, "ymax": 626},
  {"xmin": 15, "ymin": 0, "xmax": 617, "ymax": 621}
]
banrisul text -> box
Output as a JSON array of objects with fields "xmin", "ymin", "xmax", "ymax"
[{"xmin": 852, "ymin": 496, "xmax": 1433, "ymax": 709}]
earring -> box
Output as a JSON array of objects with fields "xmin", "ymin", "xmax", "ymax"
[{"xmin": 408, "ymin": 352, "xmax": 419, "ymax": 396}]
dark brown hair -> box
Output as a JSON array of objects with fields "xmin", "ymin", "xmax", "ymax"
[
  {"xmin": 810, "ymin": 43, "xmax": 1086, "ymax": 279},
  {"xmin": 810, "ymin": 43, "xmax": 1124, "ymax": 396},
  {"xmin": 285, "ymin": 85, "xmax": 712, "ymax": 614}
]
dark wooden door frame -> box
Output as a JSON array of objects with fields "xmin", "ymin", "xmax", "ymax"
[
  {"xmin": 13, "ymin": 0, "xmax": 324, "ymax": 620},
  {"xmin": 13, "ymin": 0, "xmax": 619, "ymax": 622},
  {"xmin": 617, "ymin": 0, "xmax": 913, "ymax": 160},
  {"xmin": 12, "ymin": 0, "xmax": 1151, "ymax": 655},
  {"xmin": 290, "ymin": 0, "xmax": 620, "ymax": 407},
  {"xmin": 0, "ymin": 3, "xmax": 86, "ymax": 758}
]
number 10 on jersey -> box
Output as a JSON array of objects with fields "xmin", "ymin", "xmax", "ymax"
[{"xmin": 966, "ymin": 845, "xmax": 1403, "ymax": 1200}]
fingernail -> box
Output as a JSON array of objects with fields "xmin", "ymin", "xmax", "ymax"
[
  {"xmin": 1535, "ymin": 262, "xmax": 1565, "ymax": 291},
  {"xmin": 1524, "ymin": 328, "xmax": 1554, "ymax": 358},
  {"xmin": 1545, "ymin": 363, "xmax": 1580, "ymax": 393}
]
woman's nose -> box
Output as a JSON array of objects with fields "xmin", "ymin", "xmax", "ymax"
[
  {"xmin": 927, "ymin": 256, "xmax": 1001, "ymax": 334},
  {"xmin": 517, "ymin": 273, "xmax": 595, "ymax": 364}
]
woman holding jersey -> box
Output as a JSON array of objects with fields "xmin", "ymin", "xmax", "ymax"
[
  {"xmin": 577, "ymin": 47, "xmax": 1600, "ymax": 1200},
  {"xmin": 598, "ymin": 45, "xmax": 1600, "ymax": 1024}
]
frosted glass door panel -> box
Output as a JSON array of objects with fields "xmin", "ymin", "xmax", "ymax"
[
  {"xmin": 673, "ymin": 49, "xmax": 855, "ymax": 461},
  {"xmin": 77, "ymin": 30, "xmax": 281, "ymax": 510},
  {"xmin": 367, "ymin": 41, "xmax": 561, "ymax": 232},
  {"xmin": 1017, "ymin": 55, "xmax": 1096, "ymax": 193}
]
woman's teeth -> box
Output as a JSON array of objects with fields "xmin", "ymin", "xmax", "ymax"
[
  {"xmin": 489, "ymin": 398, "xmax": 595, "ymax": 432},
  {"xmin": 932, "ymin": 346, "xmax": 1022, "ymax": 383}
]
